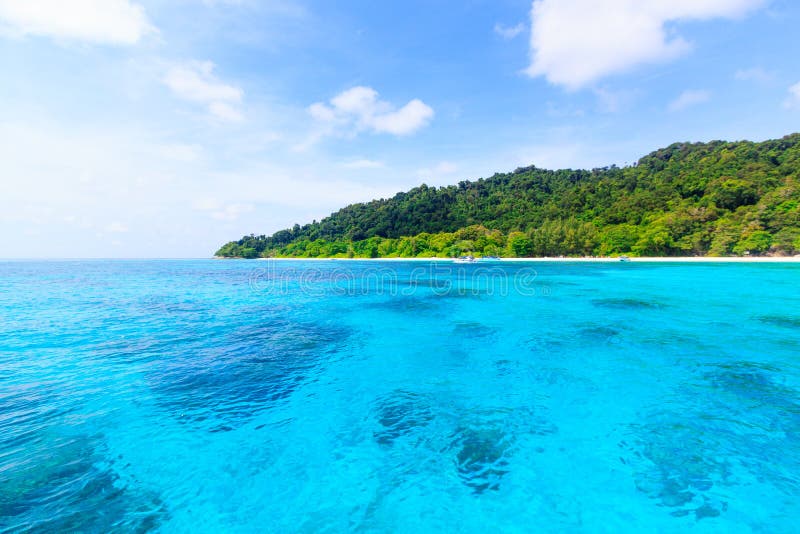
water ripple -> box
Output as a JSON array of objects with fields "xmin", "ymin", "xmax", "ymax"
[{"xmin": 2, "ymin": 260, "xmax": 799, "ymax": 530}]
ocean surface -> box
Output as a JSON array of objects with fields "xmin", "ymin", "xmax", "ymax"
[{"xmin": 1, "ymin": 259, "xmax": 800, "ymax": 532}]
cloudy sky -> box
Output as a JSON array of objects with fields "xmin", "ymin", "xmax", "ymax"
[{"xmin": 1, "ymin": 0, "xmax": 798, "ymax": 258}]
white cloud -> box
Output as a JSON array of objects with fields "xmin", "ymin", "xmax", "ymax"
[
  {"xmin": 106, "ymin": 221, "xmax": 129, "ymax": 233},
  {"xmin": 734, "ymin": 67, "xmax": 775, "ymax": 83},
  {"xmin": 669, "ymin": 89, "xmax": 711, "ymax": 112},
  {"xmin": 210, "ymin": 203, "xmax": 254, "ymax": 221},
  {"xmin": 330, "ymin": 86, "xmax": 382, "ymax": 115},
  {"xmin": 208, "ymin": 102, "xmax": 244, "ymax": 122},
  {"xmin": 164, "ymin": 63, "xmax": 241, "ymax": 102},
  {"xmin": 342, "ymin": 159, "xmax": 384, "ymax": 169},
  {"xmin": 308, "ymin": 102, "xmax": 337, "ymax": 122},
  {"xmin": 308, "ymin": 86, "xmax": 434, "ymax": 138},
  {"xmin": 370, "ymin": 100, "xmax": 435, "ymax": 135},
  {"xmin": 0, "ymin": 118, "xmax": 410, "ymax": 257},
  {"xmin": 494, "ymin": 22, "xmax": 524, "ymax": 40},
  {"xmin": 163, "ymin": 61, "xmax": 244, "ymax": 122},
  {"xmin": 417, "ymin": 161, "xmax": 459, "ymax": 179},
  {"xmin": 0, "ymin": 0, "xmax": 154, "ymax": 45},
  {"xmin": 785, "ymin": 82, "xmax": 800, "ymax": 109},
  {"xmin": 526, "ymin": 0, "xmax": 767, "ymax": 90}
]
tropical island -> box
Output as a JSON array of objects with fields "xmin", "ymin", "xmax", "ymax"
[{"xmin": 216, "ymin": 134, "xmax": 800, "ymax": 259}]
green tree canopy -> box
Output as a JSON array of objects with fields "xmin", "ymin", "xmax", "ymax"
[{"xmin": 216, "ymin": 134, "xmax": 800, "ymax": 258}]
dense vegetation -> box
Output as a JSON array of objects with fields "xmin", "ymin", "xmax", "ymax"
[{"xmin": 216, "ymin": 134, "xmax": 800, "ymax": 258}]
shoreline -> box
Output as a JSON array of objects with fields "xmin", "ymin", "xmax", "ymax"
[{"xmin": 241, "ymin": 256, "xmax": 800, "ymax": 263}]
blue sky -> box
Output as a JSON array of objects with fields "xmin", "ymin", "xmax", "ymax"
[{"xmin": 1, "ymin": 0, "xmax": 799, "ymax": 258}]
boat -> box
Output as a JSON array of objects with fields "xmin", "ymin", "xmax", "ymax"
[
  {"xmin": 454, "ymin": 255, "xmax": 477, "ymax": 264},
  {"xmin": 619, "ymin": 255, "xmax": 630, "ymax": 262}
]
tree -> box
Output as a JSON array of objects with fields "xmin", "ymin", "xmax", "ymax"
[
  {"xmin": 733, "ymin": 230, "xmax": 772, "ymax": 256},
  {"xmin": 507, "ymin": 232, "xmax": 533, "ymax": 257},
  {"xmin": 214, "ymin": 134, "xmax": 800, "ymax": 259},
  {"xmin": 599, "ymin": 224, "xmax": 639, "ymax": 256},
  {"xmin": 240, "ymin": 247, "xmax": 258, "ymax": 259},
  {"xmin": 632, "ymin": 224, "xmax": 674, "ymax": 256},
  {"xmin": 709, "ymin": 178, "xmax": 758, "ymax": 210}
]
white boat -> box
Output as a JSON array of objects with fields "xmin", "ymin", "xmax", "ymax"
[
  {"xmin": 619, "ymin": 255, "xmax": 631, "ymax": 262},
  {"xmin": 454, "ymin": 255, "xmax": 477, "ymax": 264}
]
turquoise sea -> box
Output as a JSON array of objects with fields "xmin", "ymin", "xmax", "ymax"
[{"xmin": 2, "ymin": 259, "xmax": 800, "ymax": 532}]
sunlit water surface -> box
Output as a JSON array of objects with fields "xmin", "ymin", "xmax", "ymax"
[{"xmin": 1, "ymin": 260, "xmax": 799, "ymax": 532}]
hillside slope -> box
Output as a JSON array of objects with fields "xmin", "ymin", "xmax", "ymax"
[{"xmin": 216, "ymin": 134, "xmax": 800, "ymax": 258}]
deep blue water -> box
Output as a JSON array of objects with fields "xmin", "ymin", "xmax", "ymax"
[{"xmin": 1, "ymin": 259, "xmax": 800, "ymax": 532}]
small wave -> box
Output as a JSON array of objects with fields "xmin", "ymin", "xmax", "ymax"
[
  {"xmin": 372, "ymin": 390, "xmax": 434, "ymax": 447},
  {"xmin": 758, "ymin": 315, "xmax": 800, "ymax": 329},
  {"xmin": 449, "ymin": 426, "xmax": 512, "ymax": 494},
  {"xmin": 592, "ymin": 298, "xmax": 665, "ymax": 310}
]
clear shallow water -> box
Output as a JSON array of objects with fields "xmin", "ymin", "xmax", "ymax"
[{"xmin": 1, "ymin": 260, "xmax": 800, "ymax": 532}]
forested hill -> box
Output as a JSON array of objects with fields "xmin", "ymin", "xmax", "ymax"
[{"xmin": 216, "ymin": 134, "xmax": 800, "ymax": 258}]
